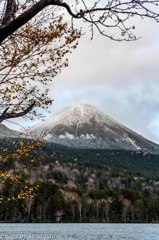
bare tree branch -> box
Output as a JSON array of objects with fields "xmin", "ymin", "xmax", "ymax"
[
  {"xmin": 0, "ymin": 102, "xmax": 35, "ymax": 122},
  {"xmin": 1, "ymin": 0, "xmax": 159, "ymax": 43},
  {"xmin": 2, "ymin": 0, "xmax": 17, "ymax": 25},
  {"xmin": 0, "ymin": 0, "xmax": 80, "ymax": 43},
  {"xmin": 0, "ymin": 9, "xmax": 80, "ymax": 123}
]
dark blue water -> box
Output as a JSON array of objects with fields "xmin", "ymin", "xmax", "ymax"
[{"xmin": 0, "ymin": 224, "xmax": 159, "ymax": 240}]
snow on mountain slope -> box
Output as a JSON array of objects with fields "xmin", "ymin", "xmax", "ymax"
[
  {"xmin": 0, "ymin": 123, "xmax": 19, "ymax": 138},
  {"xmin": 29, "ymin": 104, "xmax": 159, "ymax": 153}
]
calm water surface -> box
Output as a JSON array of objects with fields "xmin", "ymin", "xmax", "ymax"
[{"xmin": 0, "ymin": 224, "xmax": 159, "ymax": 240}]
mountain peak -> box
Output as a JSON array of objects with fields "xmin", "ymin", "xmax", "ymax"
[
  {"xmin": 29, "ymin": 104, "xmax": 159, "ymax": 153},
  {"xmin": 66, "ymin": 103, "xmax": 97, "ymax": 112},
  {"xmin": 63, "ymin": 103, "xmax": 97, "ymax": 117},
  {"xmin": 30, "ymin": 103, "xmax": 113, "ymax": 132},
  {"xmin": 63, "ymin": 103, "xmax": 102, "ymax": 119}
]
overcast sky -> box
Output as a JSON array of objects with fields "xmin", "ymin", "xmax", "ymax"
[{"xmin": 5, "ymin": 17, "xmax": 159, "ymax": 144}]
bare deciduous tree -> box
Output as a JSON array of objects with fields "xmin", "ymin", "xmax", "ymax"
[
  {"xmin": 0, "ymin": 0, "xmax": 159, "ymax": 44},
  {"xmin": 0, "ymin": 7, "xmax": 80, "ymax": 123}
]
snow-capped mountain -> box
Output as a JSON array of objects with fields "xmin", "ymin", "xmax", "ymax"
[
  {"xmin": 29, "ymin": 104, "xmax": 159, "ymax": 153},
  {"xmin": 0, "ymin": 123, "xmax": 19, "ymax": 138}
]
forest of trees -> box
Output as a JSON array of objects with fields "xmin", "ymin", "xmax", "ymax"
[
  {"xmin": 1, "ymin": 180, "xmax": 159, "ymax": 223},
  {"xmin": 1, "ymin": 141, "xmax": 159, "ymax": 223}
]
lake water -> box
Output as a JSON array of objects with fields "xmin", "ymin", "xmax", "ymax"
[{"xmin": 0, "ymin": 224, "xmax": 159, "ymax": 240}]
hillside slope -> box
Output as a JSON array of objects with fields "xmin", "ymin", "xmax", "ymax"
[{"xmin": 29, "ymin": 104, "xmax": 159, "ymax": 153}]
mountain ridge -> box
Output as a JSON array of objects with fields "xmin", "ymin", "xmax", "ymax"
[
  {"xmin": 0, "ymin": 123, "xmax": 20, "ymax": 138},
  {"xmin": 29, "ymin": 104, "xmax": 159, "ymax": 153}
]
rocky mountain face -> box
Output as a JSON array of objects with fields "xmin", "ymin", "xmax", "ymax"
[{"xmin": 29, "ymin": 104, "xmax": 159, "ymax": 153}]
